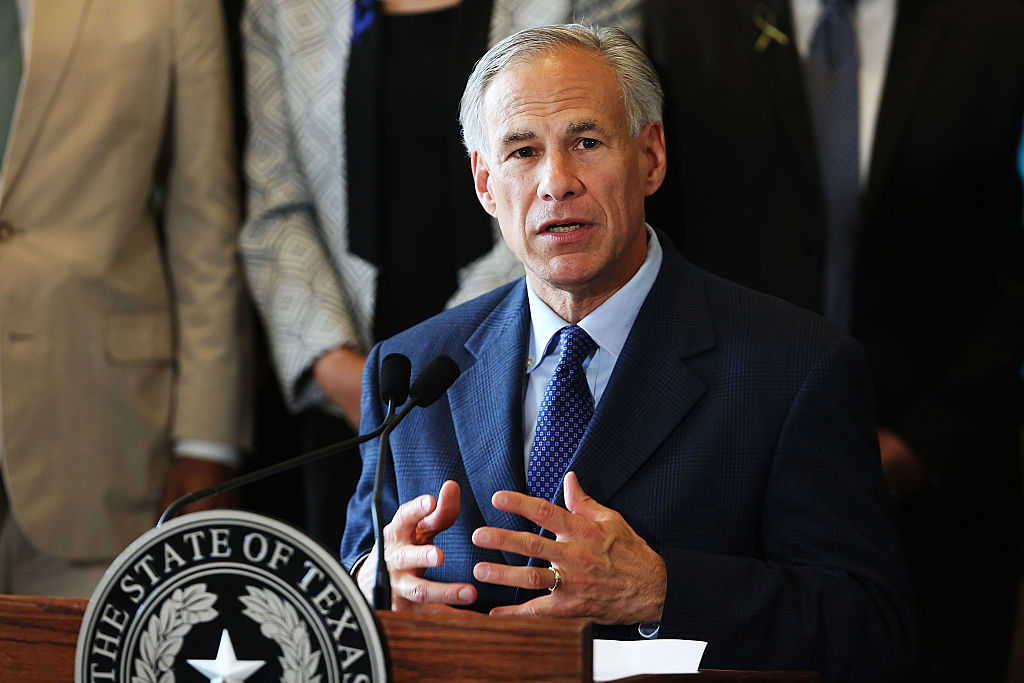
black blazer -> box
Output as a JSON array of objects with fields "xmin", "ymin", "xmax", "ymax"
[{"xmin": 645, "ymin": 0, "xmax": 1024, "ymax": 505}]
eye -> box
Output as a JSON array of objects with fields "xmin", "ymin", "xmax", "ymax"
[
  {"xmin": 509, "ymin": 147, "xmax": 536, "ymax": 160},
  {"xmin": 575, "ymin": 137, "xmax": 601, "ymax": 151}
]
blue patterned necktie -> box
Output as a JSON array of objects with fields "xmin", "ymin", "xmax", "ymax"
[
  {"xmin": 0, "ymin": 0, "xmax": 23, "ymax": 165},
  {"xmin": 805, "ymin": 0, "xmax": 859, "ymax": 331},
  {"xmin": 527, "ymin": 325, "xmax": 598, "ymax": 503}
]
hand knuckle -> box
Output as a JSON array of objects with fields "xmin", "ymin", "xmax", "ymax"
[
  {"xmin": 534, "ymin": 502, "xmax": 554, "ymax": 526},
  {"xmin": 408, "ymin": 582, "xmax": 428, "ymax": 603}
]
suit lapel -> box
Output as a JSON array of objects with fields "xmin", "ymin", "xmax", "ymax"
[
  {"xmin": 448, "ymin": 281, "xmax": 535, "ymax": 564},
  {"xmin": 553, "ymin": 244, "xmax": 714, "ymax": 510},
  {"xmin": 3, "ymin": 0, "xmax": 92, "ymax": 194},
  {"xmin": 863, "ymin": 0, "xmax": 946, "ymax": 221}
]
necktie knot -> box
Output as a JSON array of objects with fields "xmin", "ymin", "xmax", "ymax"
[{"xmin": 555, "ymin": 325, "xmax": 597, "ymax": 373}]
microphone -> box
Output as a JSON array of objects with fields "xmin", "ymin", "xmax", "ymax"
[
  {"xmin": 372, "ymin": 355, "xmax": 461, "ymax": 610},
  {"xmin": 380, "ymin": 353, "xmax": 411, "ymax": 408},
  {"xmin": 157, "ymin": 353, "xmax": 414, "ymax": 528}
]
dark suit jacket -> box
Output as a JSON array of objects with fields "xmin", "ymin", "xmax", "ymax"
[
  {"xmin": 342, "ymin": 239, "xmax": 915, "ymax": 682},
  {"xmin": 644, "ymin": 0, "xmax": 1024, "ymax": 548}
]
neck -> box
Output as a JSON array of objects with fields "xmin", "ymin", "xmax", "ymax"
[{"xmin": 529, "ymin": 276, "xmax": 628, "ymax": 325}]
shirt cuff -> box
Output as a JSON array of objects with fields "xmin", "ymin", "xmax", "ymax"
[
  {"xmin": 638, "ymin": 623, "xmax": 660, "ymax": 639},
  {"xmin": 175, "ymin": 439, "xmax": 241, "ymax": 468},
  {"xmin": 349, "ymin": 552, "xmax": 370, "ymax": 577}
]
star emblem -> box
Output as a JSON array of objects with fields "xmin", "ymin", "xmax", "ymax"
[{"xmin": 187, "ymin": 629, "xmax": 265, "ymax": 683}]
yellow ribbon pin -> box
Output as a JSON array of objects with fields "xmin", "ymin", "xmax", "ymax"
[{"xmin": 753, "ymin": 4, "xmax": 791, "ymax": 52}]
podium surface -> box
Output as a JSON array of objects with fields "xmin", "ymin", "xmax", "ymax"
[{"xmin": 0, "ymin": 594, "xmax": 818, "ymax": 682}]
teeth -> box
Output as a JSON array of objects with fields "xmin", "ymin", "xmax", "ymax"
[{"xmin": 547, "ymin": 223, "xmax": 582, "ymax": 233}]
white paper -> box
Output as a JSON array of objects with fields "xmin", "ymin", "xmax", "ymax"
[{"xmin": 592, "ymin": 639, "xmax": 707, "ymax": 681}]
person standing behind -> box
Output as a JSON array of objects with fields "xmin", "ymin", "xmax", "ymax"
[
  {"xmin": 644, "ymin": 1, "xmax": 1024, "ymax": 679},
  {"xmin": 240, "ymin": 0, "xmax": 642, "ymax": 552},
  {"xmin": 0, "ymin": 0, "xmax": 249, "ymax": 596}
]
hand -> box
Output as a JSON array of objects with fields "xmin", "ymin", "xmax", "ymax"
[
  {"xmin": 878, "ymin": 429, "xmax": 926, "ymax": 497},
  {"xmin": 356, "ymin": 480, "xmax": 477, "ymax": 611},
  {"xmin": 471, "ymin": 471, "xmax": 666, "ymax": 624},
  {"xmin": 313, "ymin": 346, "xmax": 366, "ymax": 429},
  {"xmin": 159, "ymin": 456, "xmax": 238, "ymax": 517}
]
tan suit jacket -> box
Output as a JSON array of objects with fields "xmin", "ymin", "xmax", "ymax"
[{"xmin": 0, "ymin": 0, "xmax": 248, "ymax": 561}]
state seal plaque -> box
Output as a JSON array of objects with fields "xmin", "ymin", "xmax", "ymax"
[{"xmin": 75, "ymin": 510, "xmax": 387, "ymax": 683}]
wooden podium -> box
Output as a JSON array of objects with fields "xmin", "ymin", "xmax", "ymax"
[{"xmin": 0, "ymin": 594, "xmax": 819, "ymax": 682}]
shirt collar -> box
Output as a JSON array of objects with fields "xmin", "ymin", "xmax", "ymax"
[{"xmin": 525, "ymin": 226, "xmax": 663, "ymax": 371}]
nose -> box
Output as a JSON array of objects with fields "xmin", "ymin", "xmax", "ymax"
[{"xmin": 537, "ymin": 150, "xmax": 584, "ymax": 202}]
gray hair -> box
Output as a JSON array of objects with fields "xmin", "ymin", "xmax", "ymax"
[{"xmin": 459, "ymin": 24, "xmax": 664, "ymax": 159}]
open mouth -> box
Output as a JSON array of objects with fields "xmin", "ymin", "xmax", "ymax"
[{"xmin": 544, "ymin": 222, "xmax": 585, "ymax": 234}]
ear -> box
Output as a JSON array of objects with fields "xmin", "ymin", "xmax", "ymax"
[
  {"xmin": 639, "ymin": 121, "xmax": 667, "ymax": 198},
  {"xmin": 471, "ymin": 150, "xmax": 498, "ymax": 217}
]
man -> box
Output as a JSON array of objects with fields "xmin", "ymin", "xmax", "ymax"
[
  {"xmin": 241, "ymin": 0, "xmax": 642, "ymax": 551},
  {"xmin": 341, "ymin": 25, "xmax": 915, "ymax": 682},
  {"xmin": 643, "ymin": 1, "xmax": 1024, "ymax": 679},
  {"xmin": 0, "ymin": 0, "xmax": 248, "ymax": 596}
]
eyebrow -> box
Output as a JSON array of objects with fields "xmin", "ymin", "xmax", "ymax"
[
  {"xmin": 567, "ymin": 120, "xmax": 601, "ymax": 134},
  {"xmin": 500, "ymin": 130, "xmax": 536, "ymax": 147},
  {"xmin": 498, "ymin": 120, "xmax": 607, "ymax": 148}
]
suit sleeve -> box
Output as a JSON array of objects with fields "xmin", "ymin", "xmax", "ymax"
[
  {"xmin": 240, "ymin": 0, "xmax": 364, "ymax": 411},
  {"xmin": 897, "ymin": 105, "xmax": 1024, "ymax": 473},
  {"xmin": 657, "ymin": 337, "xmax": 916, "ymax": 683},
  {"xmin": 164, "ymin": 0, "xmax": 249, "ymax": 447}
]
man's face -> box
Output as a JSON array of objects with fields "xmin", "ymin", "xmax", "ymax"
[{"xmin": 472, "ymin": 47, "xmax": 666, "ymax": 310}]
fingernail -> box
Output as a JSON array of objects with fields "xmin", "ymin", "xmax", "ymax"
[
  {"xmin": 421, "ymin": 496, "xmax": 431, "ymax": 511},
  {"xmin": 474, "ymin": 530, "xmax": 489, "ymax": 545},
  {"xmin": 458, "ymin": 587, "xmax": 474, "ymax": 602},
  {"xmin": 427, "ymin": 548, "xmax": 439, "ymax": 565},
  {"xmin": 475, "ymin": 564, "xmax": 490, "ymax": 580}
]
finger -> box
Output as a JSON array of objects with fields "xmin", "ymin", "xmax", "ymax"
[
  {"xmin": 386, "ymin": 494, "xmax": 437, "ymax": 545},
  {"xmin": 489, "ymin": 595, "xmax": 557, "ymax": 618},
  {"xmin": 417, "ymin": 480, "xmax": 461, "ymax": 540},
  {"xmin": 473, "ymin": 562, "xmax": 559, "ymax": 591},
  {"xmin": 491, "ymin": 489, "xmax": 578, "ymax": 536},
  {"xmin": 384, "ymin": 542, "xmax": 444, "ymax": 572},
  {"xmin": 392, "ymin": 574, "xmax": 477, "ymax": 606},
  {"xmin": 472, "ymin": 526, "xmax": 563, "ymax": 564}
]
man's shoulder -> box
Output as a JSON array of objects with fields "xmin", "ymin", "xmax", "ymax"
[
  {"xmin": 377, "ymin": 278, "xmax": 525, "ymax": 361},
  {"xmin": 660, "ymin": 249, "xmax": 850, "ymax": 360}
]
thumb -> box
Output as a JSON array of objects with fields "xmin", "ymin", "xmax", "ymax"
[{"xmin": 563, "ymin": 471, "xmax": 603, "ymax": 519}]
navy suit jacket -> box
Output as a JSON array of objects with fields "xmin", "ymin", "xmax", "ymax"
[{"xmin": 342, "ymin": 238, "xmax": 915, "ymax": 682}]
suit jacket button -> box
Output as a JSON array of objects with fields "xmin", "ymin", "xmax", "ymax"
[{"xmin": 0, "ymin": 221, "xmax": 15, "ymax": 241}]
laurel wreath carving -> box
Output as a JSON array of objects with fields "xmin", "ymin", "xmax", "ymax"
[
  {"xmin": 240, "ymin": 585, "xmax": 323, "ymax": 683},
  {"xmin": 132, "ymin": 583, "xmax": 218, "ymax": 683}
]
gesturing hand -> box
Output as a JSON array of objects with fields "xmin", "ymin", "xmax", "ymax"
[
  {"xmin": 471, "ymin": 471, "xmax": 666, "ymax": 624},
  {"xmin": 356, "ymin": 480, "xmax": 478, "ymax": 611}
]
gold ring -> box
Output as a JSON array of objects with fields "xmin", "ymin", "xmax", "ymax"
[{"xmin": 548, "ymin": 566, "xmax": 562, "ymax": 592}]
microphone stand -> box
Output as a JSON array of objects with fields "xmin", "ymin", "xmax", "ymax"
[
  {"xmin": 371, "ymin": 400, "xmax": 396, "ymax": 610},
  {"xmin": 158, "ymin": 416, "xmax": 396, "ymax": 527}
]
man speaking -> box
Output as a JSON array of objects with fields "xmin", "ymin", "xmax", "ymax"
[{"xmin": 341, "ymin": 24, "xmax": 914, "ymax": 682}]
